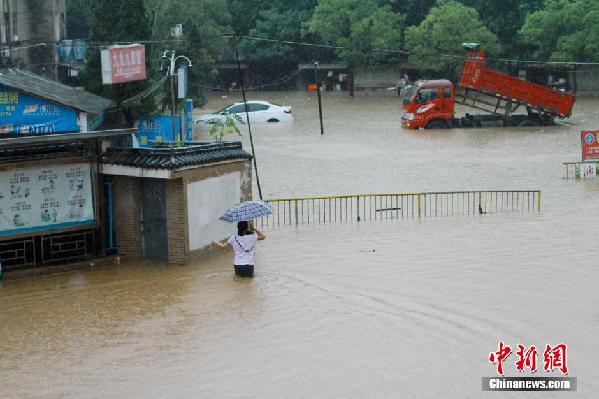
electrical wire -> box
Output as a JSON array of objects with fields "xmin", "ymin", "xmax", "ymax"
[
  {"xmin": 105, "ymin": 74, "xmax": 168, "ymax": 112},
  {"xmin": 196, "ymin": 60, "xmax": 316, "ymax": 92},
  {"xmin": 6, "ymin": 33, "xmax": 599, "ymax": 67},
  {"xmin": 237, "ymin": 34, "xmax": 599, "ymax": 66}
]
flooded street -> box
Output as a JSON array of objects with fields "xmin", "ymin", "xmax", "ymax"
[{"xmin": 2, "ymin": 92, "xmax": 599, "ymax": 398}]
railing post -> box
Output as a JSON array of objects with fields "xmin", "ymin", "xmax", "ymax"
[
  {"xmin": 294, "ymin": 200, "xmax": 298, "ymax": 225},
  {"xmin": 537, "ymin": 191, "xmax": 541, "ymax": 212},
  {"xmin": 356, "ymin": 196, "xmax": 361, "ymax": 222},
  {"xmin": 417, "ymin": 194, "xmax": 422, "ymax": 218}
]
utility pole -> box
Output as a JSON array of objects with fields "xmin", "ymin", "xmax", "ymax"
[
  {"xmin": 315, "ymin": 61, "xmax": 324, "ymax": 135},
  {"xmin": 235, "ymin": 48, "xmax": 264, "ymax": 200},
  {"xmin": 163, "ymin": 50, "xmax": 192, "ymax": 142}
]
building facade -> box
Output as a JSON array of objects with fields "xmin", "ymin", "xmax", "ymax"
[
  {"xmin": 0, "ymin": 0, "xmax": 67, "ymax": 79},
  {"xmin": 103, "ymin": 143, "xmax": 253, "ymax": 265}
]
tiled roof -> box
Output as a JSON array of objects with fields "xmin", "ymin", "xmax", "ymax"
[
  {"xmin": 0, "ymin": 69, "xmax": 113, "ymax": 113},
  {"xmin": 0, "ymin": 142, "xmax": 89, "ymax": 163},
  {"xmin": 102, "ymin": 141, "xmax": 252, "ymax": 170}
]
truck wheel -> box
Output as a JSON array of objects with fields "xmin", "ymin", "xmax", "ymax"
[
  {"xmin": 517, "ymin": 119, "xmax": 539, "ymax": 127},
  {"xmin": 425, "ymin": 120, "xmax": 450, "ymax": 129}
]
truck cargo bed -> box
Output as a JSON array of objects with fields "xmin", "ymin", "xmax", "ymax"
[{"xmin": 458, "ymin": 50, "xmax": 575, "ymax": 118}]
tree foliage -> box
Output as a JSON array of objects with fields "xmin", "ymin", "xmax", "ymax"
[
  {"xmin": 519, "ymin": 0, "xmax": 599, "ymax": 61},
  {"xmin": 460, "ymin": 0, "xmax": 544, "ymax": 55},
  {"xmin": 392, "ymin": 0, "xmax": 437, "ymax": 27},
  {"xmin": 66, "ymin": 0, "xmax": 97, "ymax": 39},
  {"xmin": 153, "ymin": 0, "xmax": 232, "ymax": 105},
  {"xmin": 67, "ymin": 0, "xmax": 591, "ymax": 107},
  {"xmin": 82, "ymin": 0, "xmax": 156, "ymax": 126},
  {"xmin": 226, "ymin": 0, "xmax": 263, "ymax": 36},
  {"xmin": 238, "ymin": 0, "xmax": 320, "ymax": 64},
  {"xmin": 405, "ymin": 0, "xmax": 500, "ymax": 76},
  {"xmin": 307, "ymin": 0, "xmax": 404, "ymax": 66}
]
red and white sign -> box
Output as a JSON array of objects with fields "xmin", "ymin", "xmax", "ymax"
[
  {"xmin": 581, "ymin": 130, "xmax": 599, "ymax": 161},
  {"xmin": 101, "ymin": 44, "xmax": 146, "ymax": 85}
]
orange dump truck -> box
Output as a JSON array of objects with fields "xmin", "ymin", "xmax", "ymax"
[{"xmin": 401, "ymin": 45, "xmax": 576, "ymax": 129}]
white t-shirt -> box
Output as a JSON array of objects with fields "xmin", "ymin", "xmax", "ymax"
[{"xmin": 228, "ymin": 232, "xmax": 258, "ymax": 265}]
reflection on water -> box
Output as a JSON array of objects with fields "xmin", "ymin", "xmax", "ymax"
[{"xmin": 1, "ymin": 92, "xmax": 599, "ymax": 398}]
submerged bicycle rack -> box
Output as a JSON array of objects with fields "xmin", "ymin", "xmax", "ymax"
[{"xmin": 258, "ymin": 191, "xmax": 541, "ymax": 227}]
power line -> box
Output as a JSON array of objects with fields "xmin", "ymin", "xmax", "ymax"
[
  {"xmin": 237, "ymin": 35, "xmax": 599, "ymax": 66},
  {"xmin": 6, "ymin": 33, "xmax": 599, "ymax": 67},
  {"xmin": 105, "ymin": 74, "xmax": 168, "ymax": 113},
  {"xmin": 196, "ymin": 60, "xmax": 316, "ymax": 92}
]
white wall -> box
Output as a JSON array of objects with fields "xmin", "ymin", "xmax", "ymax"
[
  {"xmin": 187, "ymin": 172, "xmax": 241, "ymax": 251},
  {"xmin": 354, "ymin": 64, "xmax": 401, "ymax": 88}
]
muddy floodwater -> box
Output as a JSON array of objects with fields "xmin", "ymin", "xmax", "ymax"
[{"xmin": 2, "ymin": 92, "xmax": 599, "ymax": 398}]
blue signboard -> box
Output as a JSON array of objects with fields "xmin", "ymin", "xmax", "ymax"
[
  {"xmin": 184, "ymin": 99, "xmax": 193, "ymax": 141},
  {"xmin": 136, "ymin": 115, "xmax": 181, "ymax": 147},
  {"xmin": 0, "ymin": 85, "xmax": 81, "ymax": 134}
]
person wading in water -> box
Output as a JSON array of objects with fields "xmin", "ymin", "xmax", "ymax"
[{"xmin": 213, "ymin": 221, "xmax": 265, "ymax": 277}]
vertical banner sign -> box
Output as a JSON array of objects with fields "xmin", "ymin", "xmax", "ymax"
[
  {"xmin": 581, "ymin": 130, "xmax": 599, "ymax": 161},
  {"xmin": 177, "ymin": 65, "xmax": 188, "ymax": 99},
  {"xmin": 0, "ymin": 163, "xmax": 95, "ymax": 236},
  {"xmin": 101, "ymin": 44, "xmax": 147, "ymax": 85},
  {"xmin": 184, "ymin": 99, "xmax": 194, "ymax": 141}
]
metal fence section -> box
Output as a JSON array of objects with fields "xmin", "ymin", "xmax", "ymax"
[
  {"xmin": 563, "ymin": 161, "xmax": 599, "ymax": 180},
  {"xmin": 258, "ymin": 191, "xmax": 541, "ymax": 227},
  {"xmin": 0, "ymin": 228, "xmax": 99, "ymax": 271}
]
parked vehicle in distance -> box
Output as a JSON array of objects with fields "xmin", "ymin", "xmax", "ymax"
[
  {"xmin": 195, "ymin": 101, "xmax": 293, "ymax": 127},
  {"xmin": 401, "ymin": 43, "xmax": 576, "ymax": 129}
]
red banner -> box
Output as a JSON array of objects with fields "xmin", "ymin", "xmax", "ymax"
[
  {"xmin": 581, "ymin": 131, "xmax": 599, "ymax": 161},
  {"xmin": 101, "ymin": 45, "xmax": 146, "ymax": 85}
]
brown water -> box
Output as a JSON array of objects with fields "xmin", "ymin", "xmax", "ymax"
[{"xmin": 2, "ymin": 92, "xmax": 599, "ymax": 398}]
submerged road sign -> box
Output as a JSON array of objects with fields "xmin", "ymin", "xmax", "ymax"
[{"xmin": 581, "ymin": 131, "xmax": 599, "ymax": 161}]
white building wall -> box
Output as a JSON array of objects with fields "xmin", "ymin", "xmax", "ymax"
[{"xmin": 187, "ymin": 172, "xmax": 241, "ymax": 251}]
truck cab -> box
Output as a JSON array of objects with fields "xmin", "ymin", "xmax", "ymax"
[{"xmin": 401, "ymin": 80, "xmax": 455, "ymax": 129}]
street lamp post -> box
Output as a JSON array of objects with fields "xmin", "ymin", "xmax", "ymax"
[{"xmin": 163, "ymin": 50, "xmax": 192, "ymax": 142}]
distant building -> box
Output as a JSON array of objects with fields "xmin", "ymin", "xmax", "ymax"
[{"xmin": 0, "ymin": 0, "xmax": 67, "ymax": 79}]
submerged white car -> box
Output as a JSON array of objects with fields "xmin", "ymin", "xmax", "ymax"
[{"xmin": 194, "ymin": 100, "xmax": 293, "ymax": 126}]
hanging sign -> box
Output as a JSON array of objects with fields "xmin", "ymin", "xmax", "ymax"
[{"xmin": 101, "ymin": 44, "xmax": 147, "ymax": 85}]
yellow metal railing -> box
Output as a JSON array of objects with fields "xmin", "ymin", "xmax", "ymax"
[{"xmin": 258, "ymin": 190, "xmax": 541, "ymax": 227}]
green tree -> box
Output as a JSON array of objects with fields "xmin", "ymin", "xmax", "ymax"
[
  {"xmin": 519, "ymin": 0, "xmax": 599, "ymax": 61},
  {"xmin": 153, "ymin": 0, "xmax": 232, "ymax": 105},
  {"xmin": 66, "ymin": 0, "xmax": 98, "ymax": 39},
  {"xmin": 307, "ymin": 0, "xmax": 404, "ymax": 66},
  {"xmin": 239, "ymin": 0, "xmax": 320, "ymax": 64},
  {"xmin": 460, "ymin": 0, "xmax": 543, "ymax": 56},
  {"xmin": 227, "ymin": 0, "xmax": 264, "ymax": 36},
  {"xmin": 81, "ymin": 0, "xmax": 156, "ymax": 126},
  {"xmin": 405, "ymin": 0, "xmax": 500, "ymax": 77},
  {"xmin": 392, "ymin": 0, "xmax": 437, "ymax": 26}
]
